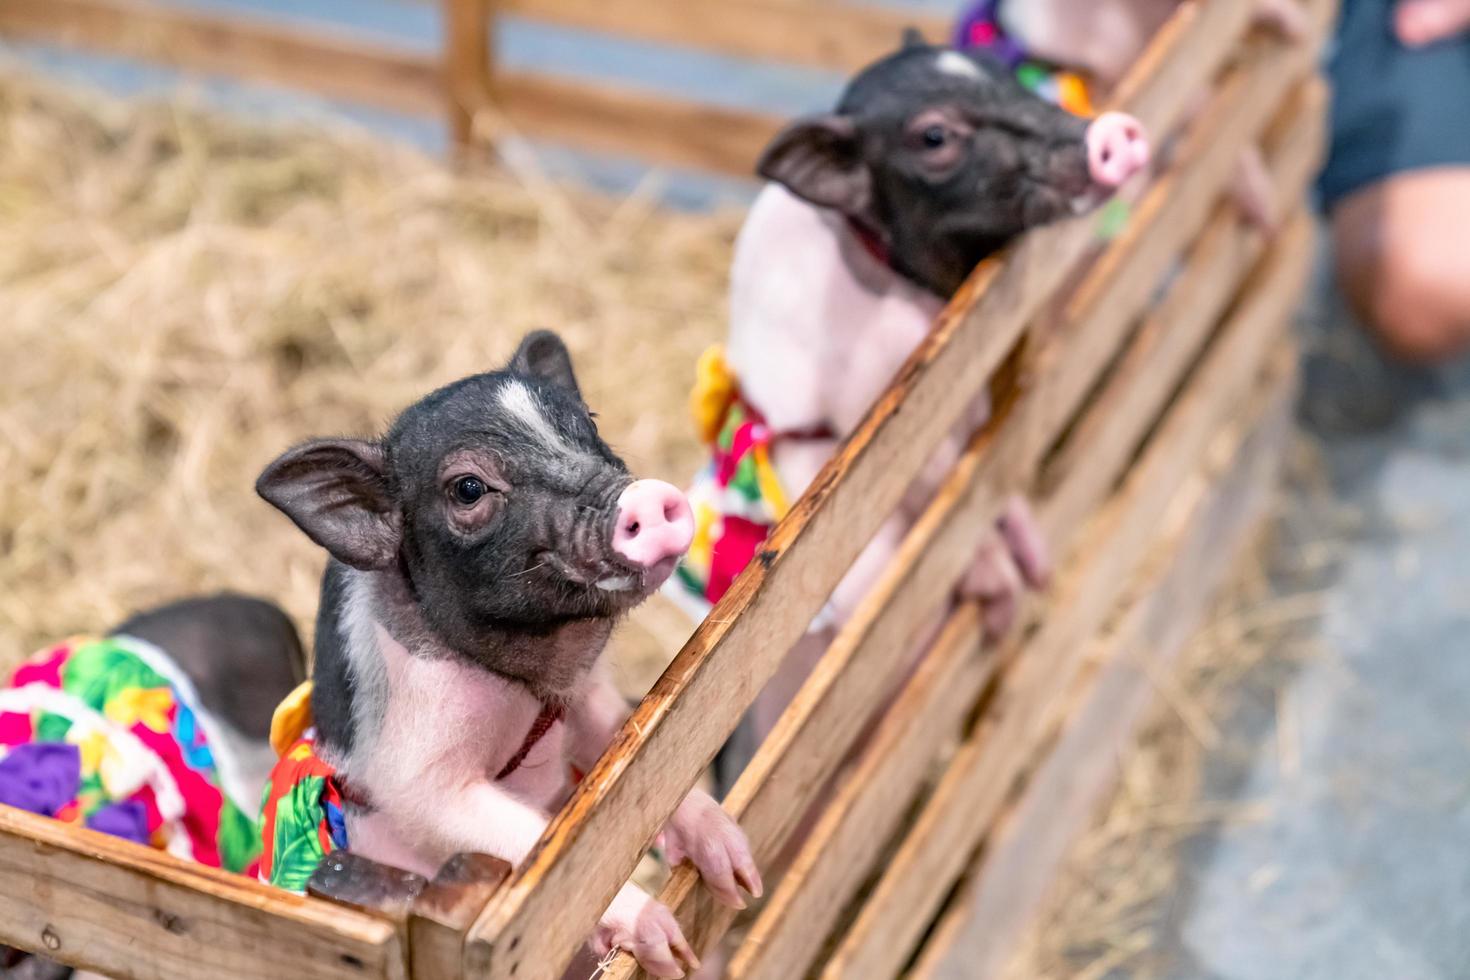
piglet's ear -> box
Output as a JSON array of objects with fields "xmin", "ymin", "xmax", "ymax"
[
  {"xmin": 508, "ymin": 329, "xmax": 582, "ymax": 399},
  {"xmin": 256, "ymin": 438, "xmax": 402, "ymax": 572},
  {"xmin": 901, "ymin": 27, "xmax": 927, "ymax": 49},
  {"xmin": 757, "ymin": 114, "xmax": 873, "ymax": 220}
]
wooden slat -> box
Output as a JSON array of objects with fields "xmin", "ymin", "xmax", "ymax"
[
  {"xmin": 408, "ymin": 853, "xmax": 514, "ymax": 980},
  {"xmin": 719, "ymin": 102, "xmax": 1321, "ymax": 979},
  {"xmin": 0, "ymin": 0, "xmax": 444, "ymax": 116},
  {"xmin": 908, "ymin": 349, "xmax": 1297, "ymax": 980},
  {"xmin": 0, "ymin": 806, "xmax": 405, "ymax": 980},
  {"xmin": 465, "ymin": 5, "xmax": 1266, "ymax": 976},
  {"xmin": 610, "ymin": 33, "xmax": 1328, "ymax": 980},
  {"xmin": 1034, "ymin": 66, "xmax": 1327, "ymax": 454},
  {"xmin": 443, "ymin": 0, "xmax": 495, "ymax": 146},
  {"xmin": 491, "ymin": 71, "xmax": 782, "ymax": 176},
  {"xmin": 495, "ymin": 0, "xmax": 949, "ymax": 73},
  {"xmin": 820, "ymin": 210, "xmax": 1315, "ymax": 980},
  {"xmin": 470, "ymin": 4, "xmax": 1278, "ymax": 977},
  {"xmin": 1037, "ymin": 75, "xmax": 1327, "ymax": 543}
]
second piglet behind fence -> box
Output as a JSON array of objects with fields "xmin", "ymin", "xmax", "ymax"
[
  {"xmin": 255, "ymin": 331, "xmax": 759, "ymax": 980},
  {"xmin": 671, "ymin": 36, "xmax": 1150, "ymax": 790}
]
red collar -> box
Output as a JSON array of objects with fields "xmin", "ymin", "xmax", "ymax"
[
  {"xmin": 495, "ymin": 701, "xmax": 566, "ymax": 780},
  {"xmin": 846, "ymin": 218, "xmax": 891, "ymax": 268}
]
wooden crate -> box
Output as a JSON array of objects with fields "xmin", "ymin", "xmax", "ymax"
[{"xmin": 0, "ymin": 1, "xmax": 1332, "ymax": 978}]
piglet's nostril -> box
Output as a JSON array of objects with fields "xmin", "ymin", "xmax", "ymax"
[{"xmin": 612, "ymin": 480, "xmax": 695, "ymax": 571}]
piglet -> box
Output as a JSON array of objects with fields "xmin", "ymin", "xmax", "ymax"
[
  {"xmin": 670, "ymin": 37, "xmax": 1150, "ymax": 791},
  {"xmin": 984, "ymin": 0, "xmax": 1308, "ymax": 229},
  {"xmin": 256, "ymin": 331, "xmax": 760, "ymax": 979}
]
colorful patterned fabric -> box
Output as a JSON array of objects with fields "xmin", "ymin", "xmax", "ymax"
[
  {"xmin": 0, "ymin": 636, "xmax": 261, "ymax": 874},
  {"xmin": 952, "ymin": 0, "xmax": 1095, "ymax": 117},
  {"xmin": 257, "ymin": 736, "xmax": 350, "ymax": 893},
  {"xmin": 257, "ymin": 692, "xmax": 566, "ymax": 893},
  {"xmin": 675, "ymin": 346, "xmax": 802, "ymax": 610}
]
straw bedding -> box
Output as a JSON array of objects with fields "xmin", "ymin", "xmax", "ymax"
[{"xmin": 0, "ymin": 68, "xmax": 742, "ymax": 693}]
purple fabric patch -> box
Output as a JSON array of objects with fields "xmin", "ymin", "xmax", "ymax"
[
  {"xmin": 953, "ymin": 0, "xmax": 1028, "ymax": 68},
  {"xmin": 0, "ymin": 743, "xmax": 81, "ymax": 816},
  {"xmin": 86, "ymin": 800, "xmax": 151, "ymax": 846}
]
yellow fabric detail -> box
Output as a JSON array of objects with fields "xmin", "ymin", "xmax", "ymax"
[
  {"xmin": 689, "ymin": 499, "xmax": 717, "ymax": 572},
  {"xmin": 270, "ymin": 681, "xmax": 314, "ymax": 758},
  {"xmin": 690, "ymin": 345, "xmax": 737, "ymax": 445},
  {"xmin": 752, "ymin": 443, "xmax": 789, "ymax": 521}
]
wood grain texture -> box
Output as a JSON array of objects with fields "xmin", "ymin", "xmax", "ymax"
[
  {"xmin": 0, "ymin": 806, "xmax": 405, "ymax": 980},
  {"xmin": 466, "ymin": 7, "xmax": 1262, "ymax": 974},
  {"xmin": 492, "ymin": 71, "xmax": 782, "ymax": 176},
  {"xmin": 908, "ymin": 349, "xmax": 1298, "ymax": 980},
  {"xmin": 308, "ymin": 853, "xmax": 428, "ymax": 924},
  {"xmin": 728, "ymin": 198, "xmax": 1310, "ymax": 976},
  {"xmin": 0, "ymin": 0, "xmax": 443, "ymax": 116},
  {"xmin": 610, "ymin": 30, "xmax": 1328, "ymax": 980},
  {"xmin": 408, "ymin": 853, "xmax": 513, "ymax": 980},
  {"xmin": 443, "ymin": 0, "xmax": 494, "ymax": 146},
  {"xmin": 820, "ymin": 211, "xmax": 1314, "ymax": 980},
  {"xmin": 495, "ymin": 0, "xmax": 948, "ymax": 73}
]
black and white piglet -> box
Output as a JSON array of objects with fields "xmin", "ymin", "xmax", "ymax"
[
  {"xmin": 673, "ymin": 37, "xmax": 1150, "ymax": 788},
  {"xmin": 256, "ymin": 331, "xmax": 759, "ymax": 979}
]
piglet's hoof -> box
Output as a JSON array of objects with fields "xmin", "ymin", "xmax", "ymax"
[{"xmin": 307, "ymin": 853, "xmax": 429, "ymax": 921}]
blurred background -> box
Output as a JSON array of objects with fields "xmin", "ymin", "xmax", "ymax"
[{"xmin": 1, "ymin": 1, "xmax": 1467, "ymax": 977}]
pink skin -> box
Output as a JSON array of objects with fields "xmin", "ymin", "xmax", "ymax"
[
  {"xmin": 613, "ymin": 480, "xmax": 696, "ymax": 578},
  {"xmin": 1000, "ymin": 0, "xmax": 1307, "ymax": 230},
  {"xmin": 1085, "ymin": 112, "xmax": 1150, "ymax": 188},
  {"xmin": 707, "ymin": 187, "xmax": 1062, "ymax": 794},
  {"xmin": 342, "ymin": 484, "xmax": 755, "ymax": 980}
]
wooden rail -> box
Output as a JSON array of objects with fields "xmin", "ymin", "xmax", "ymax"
[
  {"xmin": 0, "ymin": 807, "xmax": 405, "ymax": 980},
  {"xmin": 0, "ymin": 0, "xmax": 943, "ymax": 174},
  {"xmin": 0, "ymin": 1, "xmax": 1329, "ymax": 978}
]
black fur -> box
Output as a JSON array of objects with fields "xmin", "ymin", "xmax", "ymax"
[
  {"xmin": 308, "ymin": 562, "xmax": 360, "ymax": 758},
  {"xmin": 758, "ymin": 41, "xmax": 1094, "ymax": 298},
  {"xmin": 114, "ymin": 592, "xmax": 305, "ymax": 740}
]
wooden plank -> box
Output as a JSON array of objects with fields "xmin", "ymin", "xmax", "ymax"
[
  {"xmin": 443, "ymin": 0, "xmax": 495, "ymax": 146},
  {"xmin": 820, "ymin": 211, "xmax": 1315, "ymax": 980},
  {"xmin": 0, "ymin": 0, "xmax": 444, "ymax": 117},
  {"xmin": 609, "ymin": 31, "xmax": 1328, "ymax": 980},
  {"xmin": 492, "ymin": 71, "xmax": 782, "ymax": 176},
  {"xmin": 475, "ymin": 4, "xmax": 1276, "ymax": 977},
  {"xmin": 495, "ymin": 0, "xmax": 949, "ymax": 74},
  {"xmin": 408, "ymin": 854, "xmax": 513, "ymax": 980},
  {"xmin": 729, "ymin": 603, "xmax": 993, "ymax": 978},
  {"xmin": 1037, "ymin": 76, "xmax": 1327, "ymax": 543},
  {"xmin": 909, "ymin": 350, "xmax": 1297, "ymax": 980},
  {"xmin": 727, "ymin": 220, "xmax": 1308, "ymax": 979},
  {"xmin": 721, "ymin": 153, "xmax": 1312, "ymax": 980},
  {"xmin": 0, "ymin": 806, "xmax": 405, "ymax": 980},
  {"xmin": 1034, "ymin": 69, "xmax": 1327, "ymax": 453}
]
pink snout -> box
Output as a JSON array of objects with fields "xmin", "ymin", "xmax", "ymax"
[
  {"xmin": 613, "ymin": 480, "xmax": 695, "ymax": 570},
  {"xmin": 1084, "ymin": 111, "xmax": 1150, "ymax": 189}
]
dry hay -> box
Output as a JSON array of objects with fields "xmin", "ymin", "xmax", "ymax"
[
  {"xmin": 0, "ymin": 67, "xmax": 744, "ymax": 695},
  {"xmin": 997, "ymin": 435, "xmax": 1348, "ymax": 980}
]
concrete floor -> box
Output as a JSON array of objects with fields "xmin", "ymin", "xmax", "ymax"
[{"xmin": 1152, "ymin": 254, "xmax": 1470, "ymax": 980}]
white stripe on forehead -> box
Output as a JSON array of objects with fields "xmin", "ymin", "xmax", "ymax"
[
  {"xmin": 498, "ymin": 378, "xmax": 574, "ymax": 456},
  {"xmin": 935, "ymin": 50, "xmax": 982, "ymax": 80}
]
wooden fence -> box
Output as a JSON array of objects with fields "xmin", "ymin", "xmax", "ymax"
[
  {"xmin": 0, "ymin": 0, "xmax": 948, "ymax": 174},
  {"xmin": 0, "ymin": 0, "xmax": 1331, "ymax": 977}
]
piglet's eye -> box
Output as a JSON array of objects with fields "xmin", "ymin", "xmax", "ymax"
[
  {"xmin": 922, "ymin": 125, "xmax": 948, "ymax": 149},
  {"xmin": 452, "ymin": 476, "xmax": 487, "ymax": 505}
]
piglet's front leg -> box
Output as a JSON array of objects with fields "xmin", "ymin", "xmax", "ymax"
[
  {"xmin": 594, "ymin": 884, "xmax": 702, "ymax": 979},
  {"xmin": 571, "ymin": 672, "xmax": 763, "ymax": 911},
  {"xmin": 959, "ymin": 495, "xmax": 1052, "ymax": 640},
  {"xmin": 657, "ymin": 790, "xmax": 764, "ymax": 909}
]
